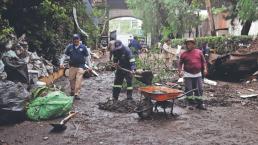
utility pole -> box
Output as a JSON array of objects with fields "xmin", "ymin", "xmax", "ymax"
[{"xmin": 205, "ymin": 0, "xmax": 216, "ymax": 36}]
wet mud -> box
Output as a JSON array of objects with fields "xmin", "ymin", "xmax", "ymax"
[
  {"xmin": 2, "ymin": 61, "xmax": 258, "ymax": 144},
  {"xmin": 98, "ymin": 99, "xmax": 138, "ymax": 113}
]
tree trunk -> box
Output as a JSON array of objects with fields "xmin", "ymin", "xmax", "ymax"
[
  {"xmin": 205, "ymin": 0, "xmax": 216, "ymax": 36},
  {"xmin": 241, "ymin": 20, "xmax": 252, "ymax": 35},
  {"xmin": 195, "ymin": 12, "xmax": 200, "ymax": 37},
  {"xmin": 195, "ymin": 26, "xmax": 199, "ymax": 37}
]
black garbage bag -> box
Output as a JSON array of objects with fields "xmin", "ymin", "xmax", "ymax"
[
  {"xmin": 2, "ymin": 57, "xmax": 29, "ymax": 84},
  {"xmin": 0, "ymin": 81, "xmax": 30, "ymax": 125}
]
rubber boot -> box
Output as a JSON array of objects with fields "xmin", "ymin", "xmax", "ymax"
[
  {"xmin": 127, "ymin": 90, "xmax": 133, "ymax": 100},
  {"xmin": 196, "ymin": 100, "xmax": 207, "ymax": 110},
  {"xmin": 112, "ymin": 87, "xmax": 121, "ymax": 101}
]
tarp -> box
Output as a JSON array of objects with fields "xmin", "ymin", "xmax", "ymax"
[
  {"xmin": 0, "ymin": 81, "xmax": 30, "ymax": 124},
  {"xmin": 26, "ymin": 91, "xmax": 73, "ymax": 121},
  {"xmin": 2, "ymin": 56, "xmax": 29, "ymax": 84}
]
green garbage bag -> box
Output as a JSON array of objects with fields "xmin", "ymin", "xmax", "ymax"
[
  {"xmin": 26, "ymin": 91, "xmax": 73, "ymax": 121},
  {"xmin": 31, "ymin": 87, "xmax": 49, "ymax": 99}
]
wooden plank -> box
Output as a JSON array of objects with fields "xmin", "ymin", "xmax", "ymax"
[{"xmin": 39, "ymin": 69, "xmax": 65, "ymax": 85}]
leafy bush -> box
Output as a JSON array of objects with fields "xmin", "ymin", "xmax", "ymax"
[
  {"xmin": 0, "ymin": 16, "xmax": 14, "ymax": 49},
  {"xmin": 0, "ymin": 0, "xmax": 100, "ymax": 63},
  {"xmin": 134, "ymin": 53, "xmax": 177, "ymax": 86},
  {"xmin": 172, "ymin": 36, "xmax": 253, "ymax": 54}
]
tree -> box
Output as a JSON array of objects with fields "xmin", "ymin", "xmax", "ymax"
[
  {"xmin": 126, "ymin": 0, "xmax": 202, "ymax": 44},
  {"xmin": 237, "ymin": 0, "xmax": 258, "ymax": 35},
  {"xmin": 126, "ymin": 0, "xmax": 162, "ymax": 44},
  {"xmin": 227, "ymin": 0, "xmax": 258, "ymax": 35},
  {"xmin": 205, "ymin": 0, "xmax": 216, "ymax": 36},
  {"xmin": 163, "ymin": 0, "xmax": 201, "ymax": 38},
  {"xmin": 0, "ymin": 0, "xmax": 100, "ymax": 63}
]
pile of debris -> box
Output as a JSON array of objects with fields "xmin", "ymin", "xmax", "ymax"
[
  {"xmin": 0, "ymin": 80, "xmax": 30, "ymax": 124},
  {"xmin": 0, "ymin": 83, "xmax": 73, "ymax": 124},
  {"xmin": 0, "ymin": 34, "xmax": 55, "ymax": 84},
  {"xmin": 233, "ymin": 37, "xmax": 258, "ymax": 55},
  {"xmin": 208, "ymin": 37, "xmax": 258, "ymax": 81},
  {"xmin": 0, "ymin": 59, "xmax": 7, "ymax": 80}
]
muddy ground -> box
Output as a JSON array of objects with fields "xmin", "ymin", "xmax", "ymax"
[{"xmin": 2, "ymin": 58, "xmax": 258, "ymax": 145}]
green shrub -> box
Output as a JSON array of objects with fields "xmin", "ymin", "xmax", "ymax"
[
  {"xmin": 172, "ymin": 36, "xmax": 253, "ymax": 54},
  {"xmin": 0, "ymin": 0, "xmax": 100, "ymax": 62},
  {"xmin": 0, "ymin": 16, "xmax": 14, "ymax": 48}
]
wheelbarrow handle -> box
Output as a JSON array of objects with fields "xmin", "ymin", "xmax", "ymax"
[
  {"xmin": 176, "ymin": 88, "xmax": 199, "ymax": 99},
  {"xmin": 170, "ymin": 84, "xmax": 179, "ymax": 88},
  {"xmin": 60, "ymin": 112, "xmax": 78, "ymax": 125}
]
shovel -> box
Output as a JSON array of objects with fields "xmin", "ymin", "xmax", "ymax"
[
  {"xmin": 50, "ymin": 112, "xmax": 77, "ymax": 132},
  {"xmin": 117, "ymin": 65, "xmax": 153, "ymax": 85},
  {"xmin": 85, "ymin": 64, "xmax": 99, "ymax": 77}
]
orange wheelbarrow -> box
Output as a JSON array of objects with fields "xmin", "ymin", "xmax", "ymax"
[{"xmin": 134, "ymin": 86, "xmax": 197, "ymax": 118}]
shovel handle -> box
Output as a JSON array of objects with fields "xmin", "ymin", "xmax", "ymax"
[
  {"xmin": 60, "ymin": 112, "xmax": 77, "ymax": 125},
  {"xmin": 85, "ymin": 64, "xmax": 99, "ymax": 77},
  {"xmin": 117, "ymin": 65, "xmax": 132, "ymax": 74},
  {"xmin": 176, "ymin": 88, "xmax": 198, "ymax": 99},
  {"xmin": 90, "ymin": 69, "xmax": 99, "ymax": 77}
]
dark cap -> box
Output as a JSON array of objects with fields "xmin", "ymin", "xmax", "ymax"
[
  {"xmin": 113, "ymin": 40, "xmax": 123, "ymax": 51},
  {"xmin": 73, "ymin": 34, "xmax": 80, "ymax": 40}
]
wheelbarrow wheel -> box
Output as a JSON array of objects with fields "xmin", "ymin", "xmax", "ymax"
[
  {"xmin": 136, "ymin": 106, "xmax": 153, "ymax": 119},
  {"xmin": 134, "ymin": 97, "xmax": 153, "ymax": 119}
]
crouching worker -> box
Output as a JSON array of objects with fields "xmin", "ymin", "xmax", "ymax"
[
  {"xmin": 178, "ymin": 38, "xmax": 207, "ymax": 110},
  {"xmin": 60, "ymin": 34, "xmax": 91, "ymax": 100},
  {"xmin": 111, "ymin": 40, "xmax": 136, "ymax": 101}
]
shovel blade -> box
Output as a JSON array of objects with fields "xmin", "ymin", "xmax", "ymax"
[{"xmin": 50, "ymin": 123, "xmax": 67, "ymax": 132}]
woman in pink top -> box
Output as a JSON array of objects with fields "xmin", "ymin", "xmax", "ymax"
[{"xmin": 178, "ymin": 38, "xmax": 207, "ymax": 110}]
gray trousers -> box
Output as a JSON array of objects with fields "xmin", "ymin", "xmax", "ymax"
[{"xmin": 184, "ymin": 77, "xmax": 203, "ymax": 96}]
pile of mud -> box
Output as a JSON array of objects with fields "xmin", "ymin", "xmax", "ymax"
[
  {"xmin": 177, "ymin": 85, "xmax": 236, "ymax": 108},
  {"xmin": 234, "ymin": 38, "xmax": 258, "ymax": 55},
  {"xmin": 98, "ymin": 99, "xmax": 138, "ymax": 113},
  {"xmin": 205, "ymin": 85, "xmax": 236, "ymax": 107}
]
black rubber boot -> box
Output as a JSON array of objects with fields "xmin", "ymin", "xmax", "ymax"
[
  {"xmin": 112, "ymin": 87, "xmax": 121, "ymax": 101},
  {"xmin": 196, "ymin": 100, "xmax": 207, "ymax": 110},
  {"xmin": 127, "ymin": 90, "xmax": 133, "ymax": 100}
]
